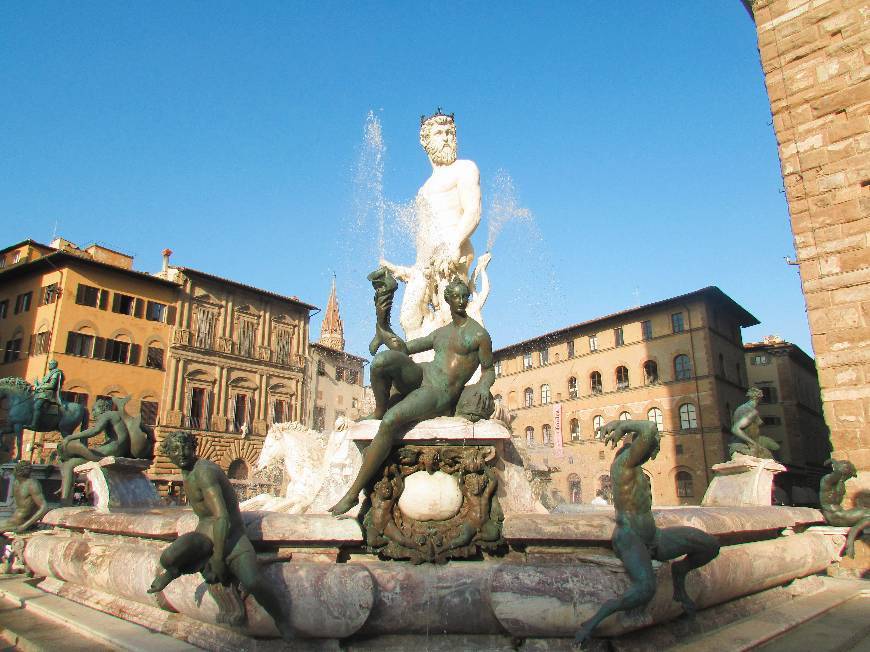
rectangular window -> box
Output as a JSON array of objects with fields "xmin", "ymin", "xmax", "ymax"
[
  {"xmin": 641, "ymin": 320, "xmax": 652, "ymax": 341},
  {"xmin": 275, "ymin": 328, "xmax": 292, "ymax": 366},
  {"xmin": 0, "ymin": 300, "xmax": 7, "ymax": 319},
  {"xmin": 237, "ymin": 319, "xmax": 256, "ymax": 358},
  {"xmin": 194, "ymin": 307, "xmax": 217, "ymax": 349},
  {"xmin": 347, "ymin": 369, "xmax": 359, "ymax": 385},
  {"xmin": 14, "ymin": 292, "xmax": 32, "ymax": 314},
  {"xmin": 751, "ymin": 354, "xmax": 769, "ymax": 366},
  {"xmin": 65, "ymin": 332, "xmax": 95, "ymax": 357},
  {"xmin": 762, "ymin": 416, "xmax": 782, "ymax": 426},
  {"xmin": 146, "ymin": 301, "xmax": 167, "ymax": 322},
  {"xmin": 539, "ymin": 348, "xmax": 549, "ymax": 365},
  {"xmin": 317, "ymin": 359, "xmax": 326, "ymax": 375},
  {"xmin": 41, "ymin": 283, "xmax": 59, "ymax": 305},
  {"xmin": 313, "ymin": 406, "xmax": 326, "ymax": 432},
  {"xmin": 75, "ymin": 284, "xmax": 105, "ymax": 309},
  {"xmin": 61, "ymin": 391, "xmax": 88, "ymax": 406},
  {"xmin": 112, "ymin": 293, "xmax": 135, "ymax": 316},
  {"xmin": 3, "ymin": 338, "xmax": 22, "ymax": 363},
  {"xmin": 494, "ymin": 360, "xmax": 501, "ymax": 376},
  {"xmin": 614, "ymin": 327, "xmax": 624, "ymax": 347},
  {"xmin": 190, "ymin": 388, "xmax": 206, "ymax": 429},
  {"xmin": 146, "ymin": 346, "xmax": 164, "ymax": 370},
  {"xmin": 566, "ymin": 340, "xmax": 575, "ymax": 358},
  {"xmin": 335, "ymin": 367, "xmax": 345, "ymax": 382},
  {"xmin": 31, "ymin": 331, "xmax": 51, "ymax": 356},
  {"xmin": 523, "ymin": 352, "xmax": 532, "ymax": 369},
  {"xmin": 232, "ymin": 393, "xmax": 249, "ymax": 431},
  {"xmin": 104, "ymin": 339, "xmax": 130, "ymax": 364},
  {"xmin": 676, "ymin": 444, "xmax": 684, "ymax": 455},
  {"xmin": 589, "ymin": 334, "xmax": 598, "ymax": 352},
  {"xmin": 140, "ymin": 400, "xmax": 159, "ymax": 427},
  {"xmin": 671, "ymin": 312, "xmax": 685, "ymax": 333},
  {"xmin": 760, "ymin": 386, "xmax": 778, "ymax": 404}
]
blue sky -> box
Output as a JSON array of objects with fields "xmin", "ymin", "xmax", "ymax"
[{"xmin": 0, "ymin": 3, "xmax": 810, "ymax": 359}]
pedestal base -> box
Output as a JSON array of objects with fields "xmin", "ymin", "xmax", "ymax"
[
  {"xmin": 74, "ymin": 457, "xmax": 159, "ymax": 511},
  {"xmin": 702, "ymin": 454, "xmax": 787, "ymax": 506}
]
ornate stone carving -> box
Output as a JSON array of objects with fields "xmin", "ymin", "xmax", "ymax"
[
  {"xmin": 172, "ymin": 329, "xmax": 191, "ymax": 346},
  {"xmin": 217, "ymin": 336, "xmax": 233, "ymax": 353},
  {"xmin": 361, "ymin": 444, "xmax": 504, "ymax": 564},
  {"xmin": 257, "ymin": 345, "xmax": 272, "ymax": 361}
]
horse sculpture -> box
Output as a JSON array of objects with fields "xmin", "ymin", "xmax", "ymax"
[
  {"xmin": 0, "ymin": 377, "xmax": 88, "ymax": 460},
  {"xmin": 240, "ymin": 418, "xmax": 361, "ymax": 514}
]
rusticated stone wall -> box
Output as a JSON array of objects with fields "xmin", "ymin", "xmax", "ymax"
[{"xmin": 743, "ymin": 1, "xmax": 869, "ymax": 501}]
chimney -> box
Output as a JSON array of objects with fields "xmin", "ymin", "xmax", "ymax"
[{"xmin": 162, "ymin": 248, "xmax": 173, "ymax": 273}]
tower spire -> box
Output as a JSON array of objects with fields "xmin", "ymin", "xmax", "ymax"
[{"xmin": 318, "ymin": 274, "xmax": 345, "ymax": 351}]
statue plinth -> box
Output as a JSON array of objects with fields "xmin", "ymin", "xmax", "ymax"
[
  {"xmin": 74, "ymin": 456, "xmax": 160, "ymax": 511},
  {"xmin": 702, "ymin": 453, "xmax": 787, "ymax": 507}
]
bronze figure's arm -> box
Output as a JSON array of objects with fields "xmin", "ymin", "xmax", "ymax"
[{"xmin": 599, "ymin": 420, "xmax": 659, "ymax": 468}]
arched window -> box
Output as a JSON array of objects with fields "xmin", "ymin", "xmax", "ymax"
[
  {"xmin": 541, "ymin": 384, "xmax": 551, "ymax": 405},
  {"xmin": 524, "ymin": 387, "xmax": 534, "ymax": 408},
  {"xmin": 227, "ymin": 459, "xmax": 249, "ymax": 480},
  {"xmin": 679, "ymin": 403, "xmax": 698, "ymax": 429},
  {"xmin": 674, "ymin": 354, "xmax": 692, "ymax": 381},
  {"xmin": 598, "ymin": 474, "xmax": 612, "ymax": 503},
  {"xmin": 590, "ymin": 371, "xmax": 603, "ymax": 394},
  {"xmin": 676, "ymin": 470, "xmax": 694, "ymax": 498},
  {"xmin": 643, "ymin": 360, "xmax": 658, "ymax": 384},
  {"xmin": 616, "ymin": 366, "xmax": 629, "ymax": 390},
  {"xmin": 592, "ymin": 415, "xmax": 604, "ymax": 437},
  {"xmin": 647, "ymin": 407, "xmax": 663, "ymax": 430},
  {"xmin": 568, "ymin": 376, "xmax": 578, "ymax": 399},
  {"xmin": 568, "ymin": 473, "xmax": 582, "ymax": 504},
  {"xmin": 542, "ymin": 424, "xmax": 552, "ymax": 444},
  {"xmin": 619, "ymin": 411, "xmax": 631, "ymax": 421},
  {"xmin": 570, "ymin": 418, "xmax": 580, "ymax": 442},
  {"xmin": 525, "ymin": 426, "xmax": 534, "ymax": 446}
]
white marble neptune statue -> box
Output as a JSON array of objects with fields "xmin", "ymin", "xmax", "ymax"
[{"xmin": 381, "ymin": 110, "xmax": 490, "ymax": 344}]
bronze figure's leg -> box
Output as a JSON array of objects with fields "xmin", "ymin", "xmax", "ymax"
[
  {"xmin": 844, "ymin": 516, "xmax": 869, "ymax": 558},
  {"xmin": 330, "ymin": 351, "xmax": 429, "ymax": 516},
  {"xmin": 574, "ymin": 527, "xmax": 657, "ymax": 647},
  {"xmin": 227, "ymin": 541, "xmax": 294, "ymax": 641},
  {"xmin": 148, "ymin": 532, "xmax": 213, "ymax": 593},
  {"xmin": 59, "ymin": 457, "xmax": 86, "ymax": 505},
  {"xmin": 653, "ymin": 526, "xmax": 720, "ymax": 615}
]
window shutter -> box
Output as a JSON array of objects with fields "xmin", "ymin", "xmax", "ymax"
[
  {"xmin": 134, "ymin": 298, "xmax": 144, "ymax": 319},
  {"xmin": 111, "ymin": 293, "xmax": 120, "ymax": 313},
  {"xmin": 166, "ymin": 305, "xmax": 176, "ymax": 326},
  {"xmin": 76, "ymin": 284, "xmax": 85, "ymax": 305},
  {"xmin": 205, "ymin": 391, "xmax": 213, "ymax": 428},
  {"xmin": 93, "ymin": 336, "xmax": 106, "ymax": 360},
  {"xmin": 65, "ymin": 332, "xmax": 76, "ymax": 354},
  {"xmin": 129, "ymin": 343, "xmax": 141, "ymax": 365},
  {"xmin": 27, "ymin": 334, "xmax": 34, "ymax": 357},
  {"xmin": 99, "ymin": 290, "xmax": 109, "ymax": 310}
]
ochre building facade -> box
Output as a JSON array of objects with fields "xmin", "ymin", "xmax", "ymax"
[{"xmin": 492, "ymin": 287, "xmax": 759, "ymax": 507}]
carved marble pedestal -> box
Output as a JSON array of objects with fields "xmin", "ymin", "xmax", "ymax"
[
  {"xmin": 350, "ymin": 417, "xmax": 511, "ymax": 563},
  {"xmin": 74, "ymin": 457, "xmax": 159, "ymax": 511},
  {"xmin": 702, "ymin": 453, "xmax": 787, "ymax": 507}
]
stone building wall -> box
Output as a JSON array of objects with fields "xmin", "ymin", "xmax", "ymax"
[
  {"xmin": 744, "ymin": 0, "xmax": 869, "ymax": 493},
  {"xmin": 492, "ymin": 287, "xmax": 758, "ymax": 506}
]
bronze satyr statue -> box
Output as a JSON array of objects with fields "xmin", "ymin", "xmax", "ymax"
[
  {"xmin": 329, "ymin": 273, "xmax": 495, "ymax": 516},
  {"xmin": 0, "ymin": 462, "xmax": 49, "ymax": 535},
  {"xmin": 574, "ymin": 420, "xmax": 720, "ymax": 648},
  {"xmin": 147, "ymin": 431, "xmax": 293, "ymax": 640},
  {"xmin": 57, "ymin": 396, "xmax": 154, "ymax": 504},
  {"xmin": 820, "ymin": 459, "xmax": 868, "ymax": 559},
  {"xmin": 729, "ymin": 387, "xmax": 779, "ymax": 459}
]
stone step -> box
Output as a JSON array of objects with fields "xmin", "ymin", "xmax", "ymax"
[
  {"xmin": 671, "ymin": 577, "xmax": 869, "ymax": 652},
  {"xmin": 0, "ymin": 575, "xmax": 198, "ymax": 652}
]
